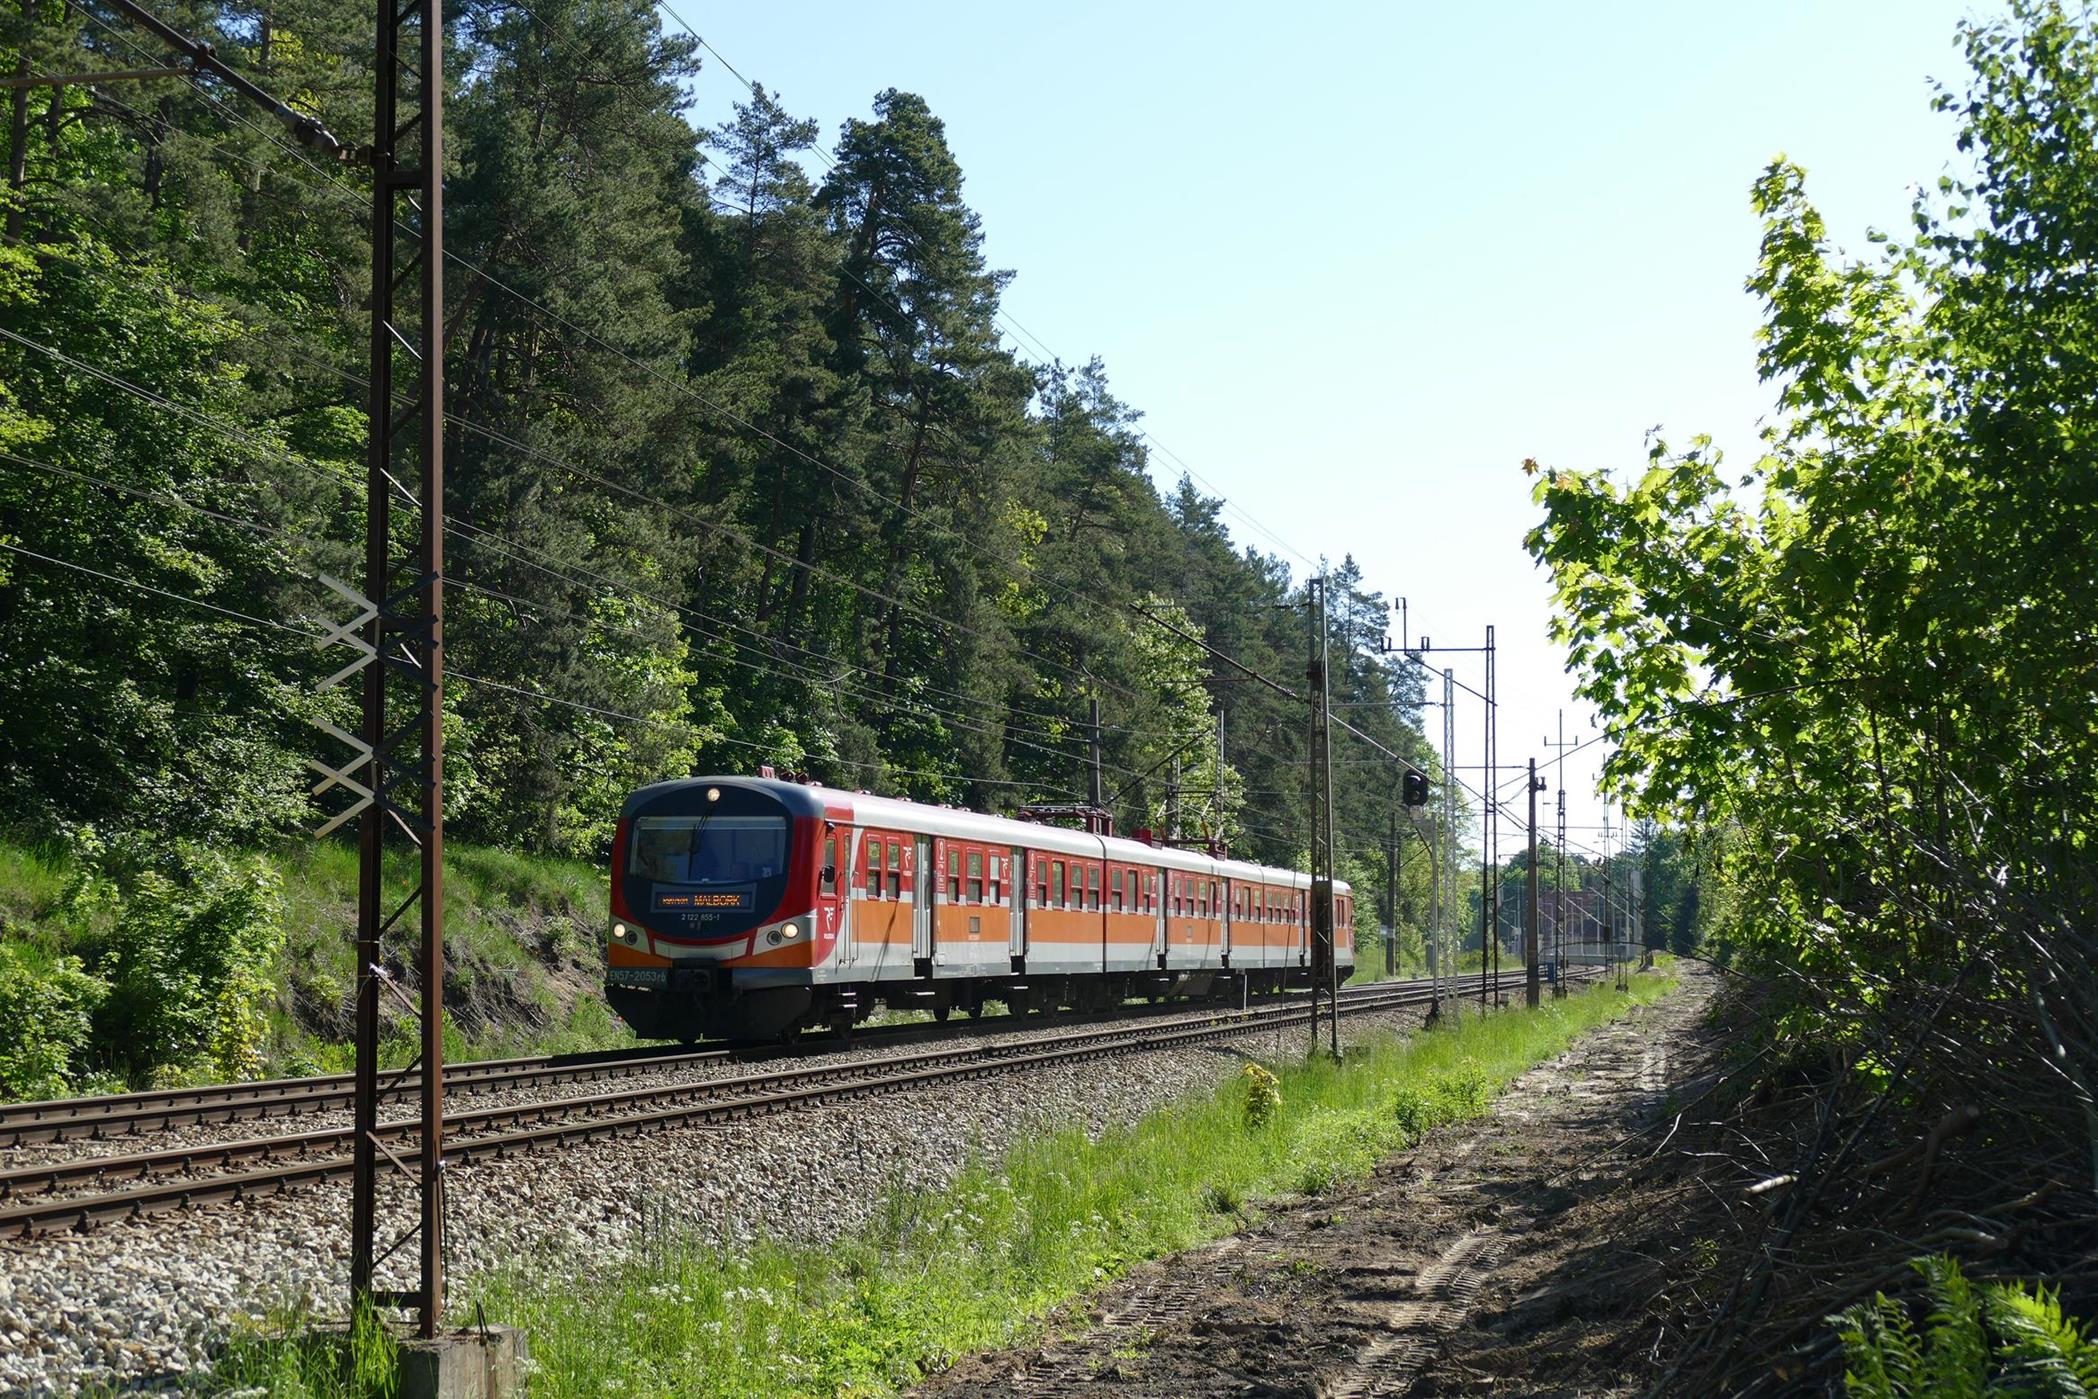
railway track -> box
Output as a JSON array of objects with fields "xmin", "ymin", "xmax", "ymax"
[
  {"xmin": 0, "ymin": 976, "xmax": 1454, "ymax": 1148},
  {"xmin": 0, "ymin": 971, "xmax": 1566, "ymax": 1237}
]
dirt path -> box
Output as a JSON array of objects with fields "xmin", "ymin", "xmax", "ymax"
[{"xmin": 917, "ymin": 970, "xmax": 1714, "ymax": 1399}]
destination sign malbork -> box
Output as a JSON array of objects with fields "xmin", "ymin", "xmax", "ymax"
[{"xmin": 655, "ymin": 888, "xmax": 753, "ymax": 911}]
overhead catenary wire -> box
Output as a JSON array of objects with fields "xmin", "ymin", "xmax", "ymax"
[
  {"xmin": 0, "ymin": 441, "xmax": 1119, "ymax": 784},
  {"xmin": 61, "ymin": 17, "xmax": 1163, "ymax": 716},
  {"xmin": 660, "ymin": 11, "xmax": 1324, "ymax": 569},
  {"xmin": 2, "ymin": 537, "xmax": 1091, "ymax": 797},
  {"xmin": 67, "ymin": 26, "xmax": 1361, "ymax": 764},
  {"xmin": 37, "ymin": 21, "xmax": 1466, "ymax": 834},
  {"xmin": 0, "ymin": 238, "xmax": 1171, "ymax": 757}
]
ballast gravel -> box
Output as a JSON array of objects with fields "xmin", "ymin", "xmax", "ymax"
[{"xmin": 0, "ymin": 1001, "xmax": 1432, "ymax": 1396}]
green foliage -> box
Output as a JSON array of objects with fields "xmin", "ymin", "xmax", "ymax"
[
  {"xmin": 204, "ymin": 1297, "xmax": 401, "ymax": 1399},
  {"xmin": 0, "ymin": 940, "xmax": 105, "ymax": 1097},
  {"xmin": 0, "ymin": 0, "xmax": 1445, "ymax": 886},
  {"xmin": 60, "ymin": 832, "xmax": 285, "ymax": 1084},
  {"xmin": 1835, "ymin": 1255, "xmax": 2098, "ymax": 1398},
  {"xmin": 1525, "ymin": 0, "xmax": 2098, "ymax": 1181}
]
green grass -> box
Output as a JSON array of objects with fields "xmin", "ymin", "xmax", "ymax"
[
  {"xmin": 263, "ymin": 838, "xmax": 636, "ymax": 1074},
  {"xmin": 0, "ymin": 837, "xmax": 72, "ymax": 951},
  {"xmin": 206, "ymin": 968, "xmax": 1676, "ymax": 1398}
]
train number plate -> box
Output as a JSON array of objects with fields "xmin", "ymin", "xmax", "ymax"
[{"xmin": 607, "ymin": 967, "xmax": 668, "ymax": 988}]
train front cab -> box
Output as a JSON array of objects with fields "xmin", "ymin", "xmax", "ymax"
[{"xmin": 604, "ymin": 777, "xmax": 840, "ymax": 1041}]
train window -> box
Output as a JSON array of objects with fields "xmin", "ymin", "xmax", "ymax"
[
  {"xmin": 967, "ymin": 850, "xmax": 984, "ymax": 903},
  {"xmin": 1052, "ymin": 860, "xmax": 1066, "ymax": 908},
  {"xmin": 1111, "ymin": 868, "xmax": 1124, "ymax": 913},
  {"xmin": 989, "ymin": 855, "xmax": 1002, "ymax": 904},
  {"xmin": 1034, "ymin": 857, "xmax": 1048, "ymax": 907},
  {"xmin": 947, "ymin": 848, "xmax": 961, "ymax": 902},
  {"xmin": 822, "ymin": 837, "xmax": 837, "ymax": 895},
  {"xmin": 864, "ymin": 837, "xmax": 881, "ymax": 898},
  {"xmin": 887, "ymin": 841, "xmax": 902, "ymax": 900},
  {"xmin": 1086, "ymin": 864, "xmax": 1100, "ymax": 910}
]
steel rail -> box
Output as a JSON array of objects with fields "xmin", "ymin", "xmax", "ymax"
[
  {"xmin": 0, "ymin": 976, "xmax": 1434, "ymax": 1146},
  {"xmin": 0, "ymin": 1045, "xmax": 734, "ymax": 1146},
  {"xmin": 0, "ymin": 972, "xmax": 1587, "ymax": 1237},
  {"xmin": 0, "ymin": 980, "xmax": 1444, "ymax": 1198}
]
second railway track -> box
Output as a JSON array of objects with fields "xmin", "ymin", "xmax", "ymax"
[
  {"xmin": 0, "ymin": 975, "xmax": 1456, "ymax": 1148},
  {"xmin": 0, "ymin": 973, "xmax": 1561, "ymax": 1237}
]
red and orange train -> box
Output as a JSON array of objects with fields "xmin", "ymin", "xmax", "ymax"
[{"xmin": 604, "ymin": 775, "xmax": 1354, "ymax": 1042}]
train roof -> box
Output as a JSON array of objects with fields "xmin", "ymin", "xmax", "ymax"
[{"xmin": 634, "ymin": 776, "xmax": 1346, "ymax": 894}]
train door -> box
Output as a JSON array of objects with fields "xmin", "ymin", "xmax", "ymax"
[
  {"xmin": 1151, "ymin": 870, "xmax": 1167, "ymax": 968},
  {"xmin": 836, "ymin": 830, "xmax": 862, "ymax": 967},
  {"xmin": 911, "ymin": 835, "xmax": 934, "ymax": 963},
  {"xmin": 1221, "ymin": 879, "xmax": 1233, "ymax": 966},
  {"xmin": 818, "ymin": 828, "xmax": 847, "ymax": 967},
  {"xmin": 1008, "ymin": 845, "xmax": 1027, "ymax": 961}
]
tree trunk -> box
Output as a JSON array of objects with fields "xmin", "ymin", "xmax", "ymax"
[
  {"xmin": 781, "ymin": 510, "xmax": 818, "ymax": 638},
  {"xmin": 143, "ymin": 95, "xmax": 172, "ymax": 210},
  {"xmin": 873, "ymin": 400, "xmax": 932, "ymax": 691},
  {"xmin": 5, "ymin": 0, "xmax": 36, "ymax": 241}
]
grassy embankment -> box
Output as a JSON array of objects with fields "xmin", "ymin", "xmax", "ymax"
[
  {"xmin": 0, "ymin": 835, "xmax": 636, "ymax": 1097},
  {"xmin": 216, "ymin": 968, "xmax": 1676, "ymax": 1398}
]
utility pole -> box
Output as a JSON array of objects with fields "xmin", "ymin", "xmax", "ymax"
[
  {"xmin": 1440, "ymin": 668, "xmax": 1455, "ymax": 1011},
  {"xmin": 345, "ymin": 0, "xmax": 447, "ymax": 1338},
  {"xmin": 19, "ymin": 0, "xmax": 452, "ymax": 1344},
  {"xmin": 1545, "ymin": 711, "xmax": 1572, "ymax": 997},
  {"xmin": 1601, "ymin": 806, "xmax": 1616, "ymax": 990},
  {"xmin": 1479, "ymin": 624, "xmax": 1496, "ymax": 1015},
  {"xmin": 18, "ymin": 0, "xmax": 446, "ymax": 1338},
  {"xmin": 1306, "ymin": 576, "xmax": 1339, "ymax": 1058},
  {"xmin": 1525, "ymin": 758, "xmax": 1542, "ymax": 1007},
  {"xmin": 1167, "ymin": 754, "xmax": 1181, "ymax": 841},
  {"xmin": 1386, "ymin": 803, "xmax": 1399, "ymax": 979},
  {"xmin": 66, "ymin": 0, "xmax": 451, "ymax": 1345}
]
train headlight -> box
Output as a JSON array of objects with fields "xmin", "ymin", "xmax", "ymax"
[
  {"xmin": 706, "ymin": 787, "xmax": 720, "ymax": 803},
  {"xmin": 612, "ymin": 922, "xmax": 637, "ymax": 943},
  {"xmin": 765, "ymin": 929, "xmax": 783, "ymax": 947},
  {"xmin": 780, "ymin": 921, "xmax": 802, "ymax": 940}
]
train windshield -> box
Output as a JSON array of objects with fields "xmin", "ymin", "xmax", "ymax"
[{"xmin": 630, "ymin": 815, "xmax": 788, "ymax": 885}]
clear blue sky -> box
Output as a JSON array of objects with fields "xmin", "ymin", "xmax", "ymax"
[{"xmin": 675, "ymin": 0, "xmax": 1989, "ymax": 860}]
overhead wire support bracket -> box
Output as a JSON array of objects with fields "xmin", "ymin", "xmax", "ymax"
[{"xmin": 81, "ymin": 0, "xmax": 353, "ymax": 157}]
